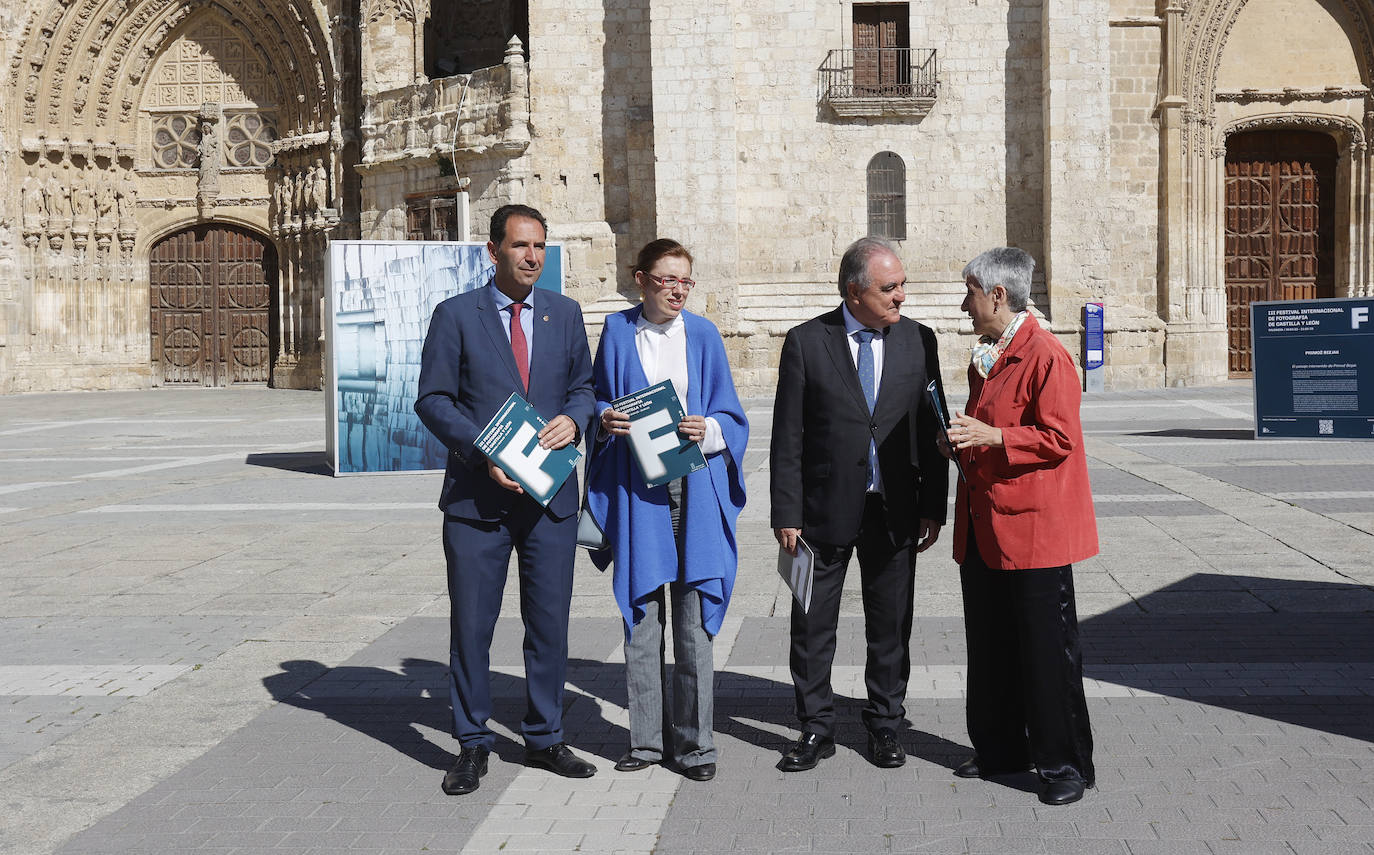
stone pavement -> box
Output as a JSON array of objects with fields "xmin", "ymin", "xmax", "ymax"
[{"xmin": 1, "ymin": 383, "xmax": 1372, "ymax": 855}]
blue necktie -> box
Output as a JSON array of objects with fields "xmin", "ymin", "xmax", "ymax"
[{"xmin": 855, "ymin": 329, "xmax": 879, "ymax": 487}]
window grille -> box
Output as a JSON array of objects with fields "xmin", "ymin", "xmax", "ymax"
[{"xmin": 867, "ymin": 151, "xmax": 906, "ymax": 241}]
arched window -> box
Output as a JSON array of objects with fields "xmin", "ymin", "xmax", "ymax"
[{"xmin": 867, "ymin": 151, "xmax": 906, "ymax": 240}]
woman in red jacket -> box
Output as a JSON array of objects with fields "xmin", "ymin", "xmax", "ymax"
[{"xmin": 946, "ymin": 247, "xmax": 1097, "ymax": 806}]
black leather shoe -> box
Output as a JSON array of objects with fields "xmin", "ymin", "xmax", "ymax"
[
  {"xmin": 866, "ymin": 727, "xmax": 906, "ymax": 768},
  {"xmin": 441, "ymin": 746, "xmax": 489, "ymax": 795},
  {"xmin": 525, "ymin": 743, "xmax": 597, "ymax": 778},
  {"xmin": 1040, "ymin": 778, "xmax": 1089, "ymax": 805},
  {"xmin": 614, "ymin": 752, "xmax": 656, "ymax": 772},
  {"xmin": 777, "ymin": 732, "xmax": 835, "ymax": 772},
  {"xmin": 954, "ymin": 756, "xmax": 1032, "ymax": 779},
  {"xmin": 681, "ymin": 763, "xmax": 716, "ymax": 781}
]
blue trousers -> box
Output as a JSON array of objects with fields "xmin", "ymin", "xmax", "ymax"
[{"xmin": 443, "ymin": 500, "xmax": 576, "ymax": 751}]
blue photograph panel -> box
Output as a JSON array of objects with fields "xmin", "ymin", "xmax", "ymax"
[
  {"xmin": 1251, "ymin": 297, "xmax": 1374, "ymax": 440},
  {"xmin": 328, "ymin": 241, "xmax": 564, "ymax": 473}
]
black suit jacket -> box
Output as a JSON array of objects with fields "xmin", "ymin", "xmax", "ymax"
[{"xmin": 769, "ymin": 307, "xmax": 948, "ymax": 545}]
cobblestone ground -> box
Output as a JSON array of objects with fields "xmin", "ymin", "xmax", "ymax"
[{"xmin": 1, "ymin": 383, "xmax": 1371, "ymax": 854}]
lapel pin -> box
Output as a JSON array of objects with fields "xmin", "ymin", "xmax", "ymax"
[{"xmin": 543, "ymin": 314, "xmax": 549, "ymax": 322}]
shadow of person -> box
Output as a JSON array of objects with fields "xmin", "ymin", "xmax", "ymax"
[
  {"xmin": 263, "ymin": 657, "xmax": 455, "ymax": 771},
  {"xmin": 560, "ymin": 655, "xmax": 975, "ymax": 773},
  {"xmin": 263, "ymin": 656, "xmax": 630, "ymax": 772}
]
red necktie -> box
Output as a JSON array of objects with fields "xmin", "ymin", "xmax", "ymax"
[{"xmin": 508, "ymin": 302, "xmax": 529, "ymax": 392}]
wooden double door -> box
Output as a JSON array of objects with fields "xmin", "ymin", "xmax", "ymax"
[
  {"xmin": 853, "ymin": 4, "xmax": 909, "ymax": 95},
  {"xmin": 1224, "ymin": 130, "xmax": 1337, "ymax": 375},
  {"xmin": 150, "ymin": 225, "xmax": 277, "ymax": 386}
]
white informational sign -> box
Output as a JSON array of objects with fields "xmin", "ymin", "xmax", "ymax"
[{"xmin": 323, "ymin": 240, "xmax": 564, "ymax": 475}]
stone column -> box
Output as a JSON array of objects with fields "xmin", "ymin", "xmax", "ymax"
[{"xmin": 1040, "ymin": 0, "xmax": 1111, "ymax": 324}]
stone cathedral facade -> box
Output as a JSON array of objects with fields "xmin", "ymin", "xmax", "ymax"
[{"xmin": 1, "ymin": 0, "xmax": 1372, "ymax": 396}]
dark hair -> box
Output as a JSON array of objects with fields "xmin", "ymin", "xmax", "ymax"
[
  {"xmin": 632, "ymin": 238, "xmax": 694, "ymax": 276},
  {"xmin": 489, "ymin": 204, "xmax": 548, "ymax": 246},
  {"xmin": 837, "ymin": 236, "xmax": 896, "ymax": 298}
]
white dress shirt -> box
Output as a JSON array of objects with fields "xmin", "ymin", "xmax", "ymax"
[{"xmin": 840, "ymin": 303, "xmax": 885, "ymax": 494}]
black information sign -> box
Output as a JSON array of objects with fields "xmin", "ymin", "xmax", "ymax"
[{"xmin": 1251, "ymin": 297, "xmax": 1374, "ymax": 440}]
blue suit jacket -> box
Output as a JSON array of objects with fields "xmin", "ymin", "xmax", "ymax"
[{"xmin": 414, "ymin": 283, "xmax": 595, "ymax": 521}]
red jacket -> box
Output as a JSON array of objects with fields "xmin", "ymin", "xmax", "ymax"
[{"xmin": 952, "ymin": 314, "xmax": 1099, "ymax": 569}]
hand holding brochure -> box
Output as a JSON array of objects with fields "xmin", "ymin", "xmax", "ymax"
[
  {"xmin": 925, "ymin": 379, "xmax": 967, "ymax": 483},
  {"xmin": 475, "ymin": 393, "xmax": 581, "ymax": 506},
  {"xmin": 776, "ymin": 537, "xmax": 815, "ymax": 613},
  {"xmin": 611, "ymin": 380, "xmax": 707, "ymax": 488}
]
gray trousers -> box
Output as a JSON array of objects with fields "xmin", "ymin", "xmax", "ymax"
[{"xmin": 625, "ymin": 478, "xmax": 716, "ymax": 768}]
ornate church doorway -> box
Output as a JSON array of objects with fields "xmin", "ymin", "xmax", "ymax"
[
  {"xmin": 1224, "ymin": 130, "xmax": 1337, "ymax": 375},
  {"xmin": 149, "ymin": 225, "xmax": 277, "ymax": 386}
]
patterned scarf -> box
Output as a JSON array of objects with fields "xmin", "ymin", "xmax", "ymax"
[{"xmin": 970, "ymin": 310, "xmax": 1028, "ymax": 379}]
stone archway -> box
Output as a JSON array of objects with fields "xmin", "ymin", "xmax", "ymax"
[
  {"xmin": 149, "ymin": 224, "xmax": 277, "ymax": 386},
  {"xmin": 4, "ymin": 0, "xmax": 344, "ymax": 392},
  {"xmin": 1159, "ymin": 0, "xmax": 1374, "ymax": 385}
]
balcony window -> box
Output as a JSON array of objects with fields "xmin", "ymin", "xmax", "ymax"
[{"xmin": 818, "ymin": 4, "xmax": 938, "ymax": 120}]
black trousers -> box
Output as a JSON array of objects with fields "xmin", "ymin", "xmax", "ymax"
[
  {"xmin": 789, "ymin": 494, "xmax": 915, "ymax": 737},
  {"xmin": 960, "ymin": 533, "xmax": 1095, "ymax": 785}
]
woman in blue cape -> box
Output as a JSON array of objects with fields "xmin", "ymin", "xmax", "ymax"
[{"xmin": 584, "ymin": 239, "xmax": 748, "ymax": 782}]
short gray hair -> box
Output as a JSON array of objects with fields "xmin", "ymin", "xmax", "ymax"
[
  {"xmin": 961, "ymin": 247, "xmax": 1034, "ymax": 312},
  {"xmin": 837, "ymin": 237, "xmax": 897, "ymax": 299}
]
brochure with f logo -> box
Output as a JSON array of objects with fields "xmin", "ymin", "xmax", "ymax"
[
  {"xmin": 612, "ymin": 380, "xmax": 708, "ymax": 488},
  {"xmin": 475, "ymin": 393, "xmax": 582, "ymax": 506}
]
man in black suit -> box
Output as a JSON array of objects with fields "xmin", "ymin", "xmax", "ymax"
[
  {"xmin": 770, "ymin": 236, "xmax": 948, "ymax": 771},
  {"xmin": 415, "ymin": 205, "xmax": 598, "ymax": 795}
]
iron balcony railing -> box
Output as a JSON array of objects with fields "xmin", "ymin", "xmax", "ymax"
[{"xmin": 818, "ymin": 48, "xmax": 939, "ymax": 101}]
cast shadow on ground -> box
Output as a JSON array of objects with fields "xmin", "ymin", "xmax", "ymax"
[
  {"xmin": 262, "ymin": 653, "xmax": 974, "ymax": 780},
  {"xmin": 1125, "ymin": 428, "xmax": 1254, "ymax": 440},
  {"xmin": 262, "ymin": 657, "xmax": 627, "ymax": 771},
  {"xmin": 1081, "ymin": 574, "xmax": 1374, "ymax": 745},
  {"xmin": 245, "ymin": 451, "xmax": 333, "ymax": 475}
]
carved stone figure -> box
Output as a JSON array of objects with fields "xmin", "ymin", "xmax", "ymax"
[
  {"xmin": 309, "ymin": 158, "xmax": 329, "ymax": 214},
  {"xmin": 116, "ymin": 172, "xmax": 138, "ymax": 232},
  {"xmin": 274, "ymin": 176, "xmax": 291, "ymax": 230},
  {"xmin": 292, "ymin": 168, "xmax": 307, "ymax": 226},
  {"xmin": 95, "ymin": 179, "xmax": 117, "ymax": 234},
  {"xmin": 71, "ymin": 167, "xmax": 95, "ymax": 230},
  {"xmin": 45, "ymin": 167, "xmax": 72, "ymax": 223},
  {"xmin": 22, "ymin": 175, "xmax": 47, "ymax": 234}
]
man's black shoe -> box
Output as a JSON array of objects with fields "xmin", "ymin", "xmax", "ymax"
[
  {"xmin": 681, "ymin": 762, "xmax": 716, "ymax": 781},
  {"xmin": 866, "ymin": 727, "xmax": 906, "ymax": 768},
  {"xmin": 954, "ymin": 756, "xmax": 1032, "ymax": 779},
  {"xmin": 525, "ymin": 743, "xmax": 597, "ymax": 778},
  {"xmin": 614, "ymin": 752, "xmax": 656, "ymax": 772},
  {"xmin": 441, "ymin": 746, "xmax": 489, "ymax": 795},
  {"xmin": 777, "ymin": 732, "xmax": 835, "ymax": 772},
  {"xmin": 1040, "ymin": 778, "xmax": 1089, "ymax": 805}
]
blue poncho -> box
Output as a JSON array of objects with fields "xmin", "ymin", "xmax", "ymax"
[{"xmin": 584, "ymin": 307, "xmax": 749, "ymax": 637}]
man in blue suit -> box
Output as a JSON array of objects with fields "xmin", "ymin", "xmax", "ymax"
[{"xmin": 415, "ymin": 204, "xmax": 598, "ymax": 795}]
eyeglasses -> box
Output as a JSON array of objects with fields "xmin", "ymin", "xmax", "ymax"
[{"xmin": 644, "ymin": 272, "xmax": 696, "ymax": 291}]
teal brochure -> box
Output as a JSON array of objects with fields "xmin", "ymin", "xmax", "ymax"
[
  {"xmin": 474, "ymin": 393, "xmax": 581, "ymax": 506},
  {"xmin": 612, "ymin": 380, "xmax": 707, "ymax": 488}
]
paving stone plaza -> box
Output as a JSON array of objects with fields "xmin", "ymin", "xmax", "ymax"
[{"xmin": 2, "ymin": 383, "xmax": 1373, "ymax": 854}]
